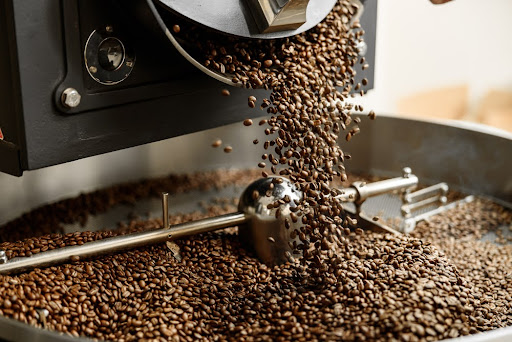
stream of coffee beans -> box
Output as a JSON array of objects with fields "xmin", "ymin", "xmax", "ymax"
[
  {"xmin": 0, "ymin": 169, "xmax": 510, "ymax": 341},
  {"xmin": 1, "ymin": 1, "xmax": 511, "ymax": 341},
  {"xmin": 173, "ymin": 0, "xmax": 370, "ymax": 271}
]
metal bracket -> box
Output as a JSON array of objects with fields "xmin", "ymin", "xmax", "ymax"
[{"xmin": 399, "ymin": 195, "xmax": 475, "ymax": 234}]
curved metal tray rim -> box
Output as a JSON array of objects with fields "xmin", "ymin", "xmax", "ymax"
[{"xmin": 376, "ymin": 113, "xmax": 512, "ymax": 140}]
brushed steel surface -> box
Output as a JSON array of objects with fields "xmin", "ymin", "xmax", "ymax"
[
  {"xmin": 0, "ymin": 115, "xmax": 510, "ymax": 341},
  {"xmin": 156, "ymin": 0, "xmax": 337, "ymax": 39}
]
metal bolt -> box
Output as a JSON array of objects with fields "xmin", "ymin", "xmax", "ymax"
[
  {"xmin": 89, "ymin": 66, "xmax": 98, "ymax": 74},
  {"xmin": 402, "ymin": 167, "xmax": 412, "ymax": 178},
  {"xmin": 162, "ymin": 192, "xmax": 169, "ymax": 229},
  {"xmin": 105, "ymin": 25, "xmax": 114, "ymax": 33},
  {"xmin": 356, "ymin": 41, "xmax": 367, "ymax": 56},
  {"xmin": 0, "ymin": 250, "xmax": 7, "ymax": 264},
  {"xmin": 61, "ymin": 88, "xmax": 81, "ymax": 108}
]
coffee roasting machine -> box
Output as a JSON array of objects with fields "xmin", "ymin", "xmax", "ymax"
[
  {"xmin": 1, "ymin": 0, "xmax": 512, "ymax": 341},
  {"xmin": 0, "ymin": 0, "xmax": 376, "ymax": 176}
]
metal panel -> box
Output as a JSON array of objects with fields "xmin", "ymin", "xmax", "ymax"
[
  {"xmin": 0, "ymin": 0, "xmax": 25, "ymax": 175},
  {"xmin": 1, "ymin": 0, "xmax": 376, "ymax": 175},
  {"xmin": 341, "ymin": 115, "xmax": 512, "ymax": 203}
]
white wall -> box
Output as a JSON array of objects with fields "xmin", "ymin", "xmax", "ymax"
[
  {"xmin": 359, "ymin": 0, "xmax": 512, "ymax": 116},
  {"xmin": 1, "ymin": 0, "xmax": 511, "ymax": 225}
]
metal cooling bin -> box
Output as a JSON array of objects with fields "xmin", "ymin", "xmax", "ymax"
[{"xmin": 0, "ymin": 114, "xmax": 510, "ymax": 341}]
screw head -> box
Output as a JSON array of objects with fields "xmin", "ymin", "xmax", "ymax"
[
  {"xmin": 402, "ymin": 167, "xmax": 412, "ymax": 178},
  {"xmin": 61, "ymin": 88, "xmax": 81, "ymax": 108}
]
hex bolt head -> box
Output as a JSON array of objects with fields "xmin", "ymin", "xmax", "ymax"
[{"xmin": 61, "ymin": 88, "xmax": 81, "ymax": 108}]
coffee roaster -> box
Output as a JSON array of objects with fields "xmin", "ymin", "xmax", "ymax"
[
  {"xmin": 1, "ymin": 0, "xmax": 512, "ymax": 341},
  {"xmin": 0, "ymin": 0, "xmax": 376, "ymax": 176}
]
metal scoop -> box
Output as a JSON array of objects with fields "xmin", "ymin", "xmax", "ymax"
[{"xmin": 0, "ymin": 169, "xmax": 417, "ymax": 275}]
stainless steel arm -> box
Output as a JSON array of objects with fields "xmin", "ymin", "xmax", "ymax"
[
  {"xmin": 336, "ymin": 168, "xmax": 419, "ymax": 204},
  {"xmin": 0, "ymin": 212, "xmax": 248, "ymax": 275},
  {"xmin": 0, "ymin": 169, "xmax": 418, "ymax": 275}
]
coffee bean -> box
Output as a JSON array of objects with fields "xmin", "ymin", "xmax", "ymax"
[
  {"xmin": 0, "ymin": 169, "xmax": 509, "ymax": 341},
  {"xmin": 2, "ymin": 0, "xmax": 511, "ymax": 338},
  {"xmin": 211, "ymin": 139, "xmax": 222, "ymax": 148}
]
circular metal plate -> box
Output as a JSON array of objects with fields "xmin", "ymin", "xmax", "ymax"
[
  {"xmin": 84, "ymin": 27, "xmax": 136, "ymax": 86},
  {"xmin": 156, "ymin": 0, "xmax": 337, "ymax": 39}
]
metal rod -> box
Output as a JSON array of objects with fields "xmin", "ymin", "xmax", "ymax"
[
  {"xmin": 401, "ymin": 195, "xmax": 447, "ymax": 218},
  {"xmin": 410, "ymin": 195, "xmax": 474, "ymax": 224},
  {"xmin": 400, "ymin": 196, "xmax": 474, "ymax": 233},
  {"xmin": 0, "ymin": 212, "xmax": 248, "ymax": 275},
  {"xmin": 403, "ymin": 183, "xmax": 448, "ymax": 204},
  {"xmin": 344, "ymin": 205, "xmax": 400, "ymax": 235},
  {"xmin": 162, "ymin": 192, "xmax": 169, "ymax": 228},
  {"xmin": 336, "ymin": 174, "xmax": 419, "ymax": 203}
]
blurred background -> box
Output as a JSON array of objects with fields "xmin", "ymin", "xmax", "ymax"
[
  {"xmin": 0, "ymin": 0, "xmax": 511, "ymax": 225},
  {"xmin": 359, "ymin": 0, "xmax": 512, "ymax": 129}
]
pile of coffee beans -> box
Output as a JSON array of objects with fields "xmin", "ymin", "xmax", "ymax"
[
  {"xmin": 411, "ymin": 198, "xmax": 512, "ymax": 331},
  {"xmin": 174, "ymin": 0, "xmax": 369, "ymax": 269},
  {"xmin": 1, "ymin": 0, "xmax": 510, "ymax": 340},
  {"xmin": 0, "ymin": 169, "xmax": 510, "ymax": 341}
]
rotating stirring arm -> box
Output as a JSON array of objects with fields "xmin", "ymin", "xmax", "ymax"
[{"xmin": 0, "ymin": 168, "xmax": 418, "ymax": 274}]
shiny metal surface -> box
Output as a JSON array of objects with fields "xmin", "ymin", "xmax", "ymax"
[
  {"xmin": 162, "ymin": 192, "xmax": 169, "ymax": 228},
  {"xmin": 84, "ymin": 27, "xmax": 135, "ymax": 85},
  {"xmin": 0, "ymin": 176, "xmax": 303, "ymax": 272},
  {"xmin": 0, "ymin": 115, "xmax": 510, "ymax": 341},
  {"xmin": 246, "ymin": 0, "xmax": 311, "ymax": 33},
  {"xmin": 345, "ymin": 171, "xmax": 418, "ymax": 205},
  {"xmin": 156, "ymin": 0, "xmax": 337, "ymax": 39},
  {"xmin": 60, "ymin": 88, "xmax": 81, "ymax": 108},
  {"xmin": 342, "ymin": 115, "xmax": 512, "ymax": 204},
  {"xmin": 150, "ymin": 0, "xmax": 362, "ymax": 87},
  {"xmin": 400, "ymin": 195, "xmax": 475, "ymax": 234},
  {"xmin": 0, "ymin": 212, "xmax": 248, "ymax": 275},
  {"xmin": 238, "ymin": 176, "xmax": 303, "ymax": 265},
  {"xmin": 0, "ymin": 250, "xmax": 7, "ymax": 264},
  {"xmin": 403, "ymin": 182, "xmax": 448, "ymax": 204},
  {"xmin": 0, "ymin": 173, "xmax": 418, "ymax": 274}
]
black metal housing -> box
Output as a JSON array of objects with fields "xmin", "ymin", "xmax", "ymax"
[{"xmin": 0, "ymin": 0, "xmax": 377, "ymax": 176}]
